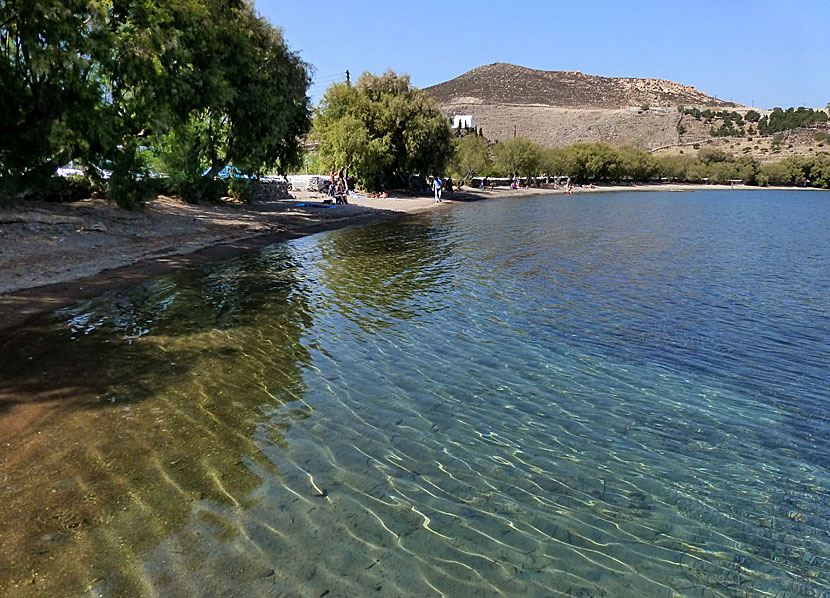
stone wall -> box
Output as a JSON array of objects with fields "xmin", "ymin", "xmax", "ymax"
[
  {"xmin": 253, "ymin": 180, "xmax": 291, "ymax": 201},
  {"xmin": 287, "ymin": 174, "xmax": 330, "ymax": 192}
]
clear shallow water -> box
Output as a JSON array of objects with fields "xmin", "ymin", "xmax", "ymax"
[{"xmin": 1, "ymin": 190, "xmax": 829, "ymax": 597}]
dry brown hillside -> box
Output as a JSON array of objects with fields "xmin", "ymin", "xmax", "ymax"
[
  {"xmin": 425, "ymin": 63, "xmax": 738, "ymax": 110},
  {"xmin": 424, "ymin": 63, "xmax": 743, "ymax": 150}
]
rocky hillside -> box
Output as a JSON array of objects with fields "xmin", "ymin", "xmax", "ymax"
[
  {"xmin": 425, "ymin": 63, "xmax": 739, "ymax": 110},
  {"xmin": 424, "ymin": 63, "xmax": 743, "ymax": 149}
]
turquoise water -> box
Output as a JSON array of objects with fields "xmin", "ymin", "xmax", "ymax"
[{"xmin": 1, "ymin": 190, "xmax": 829, "ymax": 597}]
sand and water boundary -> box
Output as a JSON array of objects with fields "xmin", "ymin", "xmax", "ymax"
[{"xmin": 0, "ymin": 182, "xmax": 813, "ymax": 330}]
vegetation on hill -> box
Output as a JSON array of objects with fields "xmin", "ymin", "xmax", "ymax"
[
  {"xmin": 1, "ymin": 0, "xmax": 310, "ymax": 208},
  {"xmin": 682, "ymin": 106, "xmax": 829, "ymax": 138},
  {"xmin": 759, "ymin": 107, "xmax": 829, "ymax": 135},
  {"xmin": 312, "ymin": 72, "xmax": 453, "ymax": 191}
]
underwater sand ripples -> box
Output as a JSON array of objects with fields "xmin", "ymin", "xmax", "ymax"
[{"xmin": 225, "ymin": 193, "xmax": 829, "ymax": 596}]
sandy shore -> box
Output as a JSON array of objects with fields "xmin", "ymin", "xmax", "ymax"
[{"xmin": 0, "ymin": 181, "xmax": 808, "ymax": 330}]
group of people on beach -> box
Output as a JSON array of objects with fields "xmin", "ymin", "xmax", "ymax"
[{"xmin": 328, "ymin": 168, "xmax": 349, "ymax": 204}]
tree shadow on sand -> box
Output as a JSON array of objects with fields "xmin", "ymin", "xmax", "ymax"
[{"xmin": 0, "ymin": 246, "xmax": 323, "ymax": 597}]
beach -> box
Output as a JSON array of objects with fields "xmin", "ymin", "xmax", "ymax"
[{"xmin": 0, "ymin": 181, "xmax": 802, "ymax": 331}]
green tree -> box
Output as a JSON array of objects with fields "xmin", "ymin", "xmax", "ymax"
[
  {"xmin": 616, "ymin": 146, "xmax": 656, "ymax": 181},
  {"xmin": 99, "ymin": 0, "xmax": 311, "ymax": 206},
  {"xmin": 197, "ymin": 4, "xmax": 310, "ymax": 177},
  {"xmin": 155, "ymin": 2, "xmax": 311, "ymax": 202},
  {"xmin": 757, "ymin": 162, "xmax": 789, "ymax": 186},
  {"xmin": 493, "ymin": 137, "xmax": 542, "ymax": 178},
  {"xmin": 733, "ymin": 156, "xmax": 759, "ymax": 184},
  {"xmin": 654, "ymin": 154, "xmax": 692, "ymax": 181},
  {"xmin": 0, "ymin": 0, "xmax": 106, "ymax": 199},
  {"xmin": 449, "ymin": 134, "xmax": 491, "ymax": 182},
  {"xmin": 706, "ymin": 160, "xmax": 737, "ymax": 184},
  {"xmin": 744, "ymin": 109, "xmax": 761, "ymax": 123},
  {"xmin": 313, "ymin": 71, "xmax": 452, "ymax": 191},
  {"xmin": 567, "ymin": 143, "xmax": 620, "ymax": 182},
  {"xmin": 2, "ymin": 0, "xmax": 310, "ymax": 207},
  {"xmin": 808, "ymin": 153, "xmax": 830, "ymax": 188},
  {"xmin": 698, "ymin": 147, "xmax": 733, "ymax": 164},
  {"xmin": 781, "ymin": 156, "xmax": 808, "ymax": 185},
  {"xmin": 541, "ymin": 147, "xmax": 571, "ymax": 178},
  {"xmin": 76, "ymin": 0, "xmax": 214, "ymax": 207}
]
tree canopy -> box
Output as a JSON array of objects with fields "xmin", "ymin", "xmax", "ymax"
[
  {"xmin": 449, "ymin": 134, "xmax": 491, "ymax": 182},
  {"xmin": 476, "ymin": 136, "xmax": 830, "ymax": 189},
  {"xmin": 313, "ymin": 71, "xmax": 453, "ymax": 191},
  {"xmin": 0, "ymin": 0, "xmax": 103, "ymax": 195},
  {"xmin": 1, "ymin": 0, "xmax": 311, "ymax": 207},
  {"xmin": 492, "ymin": 138, "xmax": 542, "ymax": 178}
]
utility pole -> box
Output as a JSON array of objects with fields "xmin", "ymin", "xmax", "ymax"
[
  {"xmin": 345, "ymin": 70, "xmax": 350, "ymax": 86},
  {"xmin": 513, "ymin": 125, "xmax": 517, "ymax": 139}
]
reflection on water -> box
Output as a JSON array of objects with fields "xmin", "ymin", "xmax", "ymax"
[{"xmin": 1, "ymin": 190, "xmax": 829, "ymax": 597}]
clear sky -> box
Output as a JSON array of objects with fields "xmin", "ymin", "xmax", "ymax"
[{"xmin": 255, "ymin": 0, "xmax": 829, "ymax": 110}]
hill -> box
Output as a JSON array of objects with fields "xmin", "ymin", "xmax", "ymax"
[
  {"xmin": 423, "ymin": 63, "xmax": 746, "ymax": 151},
  {"xmin": 425, "ymin": 63, "xmax": 738, "ymax": 110}
]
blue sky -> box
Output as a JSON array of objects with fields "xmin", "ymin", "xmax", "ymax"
[{"xmin": 256, "ymin": 0, "xmax": 829, "ymax": 110}]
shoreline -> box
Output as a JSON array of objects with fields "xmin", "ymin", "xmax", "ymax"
[{"xmin": 0, "ymin": 182, "xmax": 819, "ymax": 331}]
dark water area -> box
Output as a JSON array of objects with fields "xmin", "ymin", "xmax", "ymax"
[{"xmin": 1, "ymin": 190, "xmax": 828, "ymax": 597}]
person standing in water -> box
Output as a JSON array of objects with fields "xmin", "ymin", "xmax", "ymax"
[{"xmin": 433, "ymin": 177, "xmax": 442, "ymax": 203}]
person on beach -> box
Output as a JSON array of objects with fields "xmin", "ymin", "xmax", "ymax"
[
  {"xmin": 433, "ymin": 177, "xmax": 442, "ymax": 202},
  {"xmin": 328, "ymin": 169, "xmax": 337, "ymax": 198}
]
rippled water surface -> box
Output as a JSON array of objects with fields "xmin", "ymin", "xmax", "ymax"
[{"xmin": 1, "ymin": 190, "xmax": 829, "ymax": 597}]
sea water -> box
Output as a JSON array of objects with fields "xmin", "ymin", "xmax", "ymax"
[{"xmin": 1, "ymin": 190, "xmax": 828, "ymax": 597}]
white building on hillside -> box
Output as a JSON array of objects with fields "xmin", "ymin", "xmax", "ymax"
[{"xmin": 452, "ymin": 114, "xmax": 474, "ymax": 129}]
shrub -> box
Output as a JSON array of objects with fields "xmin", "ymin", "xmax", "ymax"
[
  {"xmin": 744, "ymin": 110, "xmax": 761, "ymax": 123},
  {"xmin": 107, "ymin": 175, "xmax": 155, "ymax": 210},
  {"xmin": 165, "ymin": 171, "xmax": 227, "ymax": 204},
  {"xmin": 23, "ymin": 175, "xmax": 94, "ymax": 203},
  {"xmin": 228, "ymin": 178, "xmax": 258, "ymax": 203}
]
